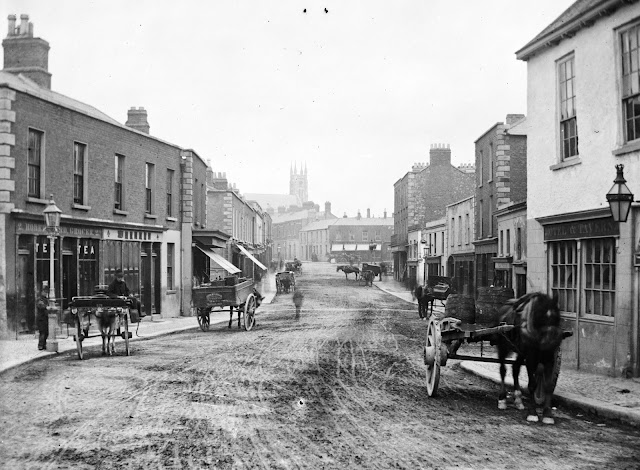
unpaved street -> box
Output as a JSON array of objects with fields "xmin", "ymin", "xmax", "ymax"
[{"xmin": 1, "ymin": 263, "xmax": 639, "ymax": 469}]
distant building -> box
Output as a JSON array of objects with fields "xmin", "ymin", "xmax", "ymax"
[
  {"xmin": 446, "ymin": 196, "xmax": 475, "ymax": 296},
  {"xmin": 391, "ymin": 144, "xmax": 475, "ymax": 284},
  {"xmin": 473, "ymin": 114, "xmax": 527, "ymax": 294},
  {"xmin": 328, "ymin": 210, "xmax": 394, "ymax": 264}
]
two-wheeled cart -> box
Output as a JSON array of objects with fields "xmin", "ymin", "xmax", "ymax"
[
  {"xmin": 68, "ymin": 294, "xmax": 134, "ymax": 360},
  {"xmin": 192, "ymin": 278, "xmax": 258, "ymax": 332},
  {"xmin": 423, "ymin": 315, "xmax": 566, "ymax": 403}
]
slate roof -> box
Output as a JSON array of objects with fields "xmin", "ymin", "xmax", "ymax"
[
  {"xmin": 332, "ymin": 217, "xmax": 394, "ymax": 227},
  {"xmin": 0, "ymin": 71, "xmax": 184, "ymax": 150},
  {"xmin": 516, "ymin": 0, "xmax": 634, "ymax": 60},
  {"xmin": 243, "ymin": 193, "xmax": 302, "ymax": 212}
]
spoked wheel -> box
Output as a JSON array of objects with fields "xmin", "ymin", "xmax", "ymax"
[
  {"xmin": 424, "ymin": 316, "xmax": 442, "ymax": 397},
  {"xmin": 74, "ymin": 315, "xmax": 84, "ymax": 360},
  {"xmin": 123, "ymin": 313, "xmax": 130, "ymax": 356},
  {"xmin": 197, "ymin": 308, "xmax": 211, "ymax": 331},
  {"xmin": 534, "ymin": 347, "xmax": 562, "ymax": 406},
  {"xmin": 244, "ymin": 294, "xmax": 256, "ymax": 331}
]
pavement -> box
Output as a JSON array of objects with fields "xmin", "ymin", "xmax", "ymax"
[
  {"xmin": 2, "ymin": 271, "xmax": 640, "ymax": 427},
  {"xmin": 375, "ymin": 275, "xmax": 640, "ymax": 427}
]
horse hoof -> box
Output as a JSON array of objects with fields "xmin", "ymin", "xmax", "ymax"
[
  {"xmin": 498, "ymin": 399, "xmax": 507, "ymax": 410},
  {"xmin": 542, "ymin": 417, "xmax": 555, "ymax": 425},
  {"xmin": 515, "ymin": 400, "xmax": 525, "ymax": 410},
  {"xmin": 526, "ymin": 414, "xmax": 539, "ymax": 423}
]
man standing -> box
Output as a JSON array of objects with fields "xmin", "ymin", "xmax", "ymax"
[
  {"xmin": 108, "ymin": 269, "xmax": 144, "ymax": 319},
  {"xmin": 36, "ymin": 290, "xmax": 49, "ymax": 350}
]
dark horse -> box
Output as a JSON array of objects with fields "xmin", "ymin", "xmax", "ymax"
[
  {"xmin": 361, "ymin": 270, "xmax": 374, "ymax": 287},
  {"xmin": 337, "ymin": 265, "xmax": 360, "ymax": 280},
  {"xmin": 493, "ymin": 292, "xmax": 571, "ymax": 425},
  {"xmin": 413, "ymin": 285, "xmax": 435, "ymax": 319}
]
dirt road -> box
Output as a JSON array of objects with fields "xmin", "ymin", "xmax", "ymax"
[{"xmin": 1, "ymin": 263, "xmax": 639, "ymax": 469}]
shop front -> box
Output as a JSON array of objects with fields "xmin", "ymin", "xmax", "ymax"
[
  {"xmin": 537, "ymin": 208, "xmax": 638, "ymax": 376},
  {"xmin": 446, "ymin": 253, "xmax": 474, "ymax": 297},
  {"xmin": 12, "ymin": 219, "xmax": 102, "ymax": 336}
]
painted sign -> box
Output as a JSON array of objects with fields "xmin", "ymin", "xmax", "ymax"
[
  {"xmin": 103, "ymin": 229, "xmax": 161, "ymax": 241},
  {"xmin": 543, "ymin": 217, "xmax": 619, "ymax": 241},
  {"xmin": 16, "ymin": 221, "xmax": 102, "ymax": 238}
]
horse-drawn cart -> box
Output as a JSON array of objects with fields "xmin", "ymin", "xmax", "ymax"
[
  {"xmin": 275, "ymin": 271, "xmax": 295, "ymax": 294},
  {"xmin": 192, "ymin": 278, "xmax": 258, "ymax": 332},
  {"xmin": 68, "ymin": 293, "xmax": 134, "ymax": 360}
]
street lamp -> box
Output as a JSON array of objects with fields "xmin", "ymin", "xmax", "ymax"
[
  {"xmin": 606, "ymin": 164, "xmax": 634, "ymax": 223},
  {"xmin": 43, "ymin": 194, "xmax": 62, "ymax": 305},
  {"xmin": 369, "ymin": 242, "xmax": 377, "ymax": 263}
]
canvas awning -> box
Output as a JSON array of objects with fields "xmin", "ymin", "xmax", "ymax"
[
  {"xmin": 195, "ymin": 246, "xmax": 241, "ymax": 274},
  {"xmin": 356, "ymin": 244, "xmax": 381, "ymax": 251},
  {"xmin": 236, "ymin": 244, "xmax": 268, "ymax": 271}
]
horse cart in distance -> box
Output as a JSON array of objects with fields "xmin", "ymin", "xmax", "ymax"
[
  {"xmin": 192, "ymin": 277, "xmax": 259, "ymax": 332},
  {"xmin": 285, "ymin": 260, "xmax": 302, "ymax": 275},
  {"xmin": 68, "ymin": 288, "xmax": 135, "ymax": 360},
  {"xmin": 415, "ymin": 275, "xmax": 452, "ymax": 318},
  {"xmin": 275, "ymin": 271, "xmax": 295, "ymax": 294}
]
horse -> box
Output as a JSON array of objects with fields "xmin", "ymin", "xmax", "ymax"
[
  {"xmin": 336, "ymin": 265, "xmax": 360, "ymax": 280},
  {"xmin": 493, "ymin": 292, "xmax": 571, "ymax": 425},
  {"xmin": 362, "ymin": 270, "xmax": 374, "ymax": 287},
  {"xmin": 413, "ymin": 285, "xmax": 435, "ymax": 319},
  {"xmin": 96, "ymin": 308, "xmax": 119, "ymax": 356}
]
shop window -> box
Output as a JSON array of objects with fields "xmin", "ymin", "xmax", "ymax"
[
  {"xmin": 549, "ymin": 240, "xmax": 578, "ymax": 313},
  {"xmin": 583, "ymin": 238, "xmax": 616, "ymax": 317}
]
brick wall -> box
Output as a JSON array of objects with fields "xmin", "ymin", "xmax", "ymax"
[{"xmin": 11, "ymin": 92, "xmax": 182, "ymax": 227}]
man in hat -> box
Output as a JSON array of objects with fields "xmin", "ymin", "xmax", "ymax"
[
  {"xmin": 36, "ymin": 290, "xmax": 49, "ymax": 350},
  {"xmin": 108, "ymin": 269, "xmax": 144, "ymax": 318}
]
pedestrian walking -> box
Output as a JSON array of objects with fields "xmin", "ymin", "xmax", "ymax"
[
  {"xmin": 36, "ymin": 291, "xmax": 48, "ymax": 350},
  {"xmin": 293, "ymin": 288, "xmax": 304, "ymax": 320}
]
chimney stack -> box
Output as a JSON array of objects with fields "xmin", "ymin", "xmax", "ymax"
[
  {"xmin": 506, "ymin": 114, "xmax": 525, "ymax": 126},
  {"xmin": 125, "ymin": 107, "xmax": 150, "ymax": 134},
  {"xmin": 357, "ymin": 210, "xmax": 361, "ymax": 220},
  {"xmin": 429, "ymin": 143, "xmax": 452, "ymax": 167},
  {"xmin": 3, "ymin": 14, "xmax": 52, "ymax": 89},
  {"xmin": 384, "ymin": 209, "xmax": 387, "ymax": 219},
  {"xmin": 366, "ymin": 208, "xmax": 370, "ymax": 218}
]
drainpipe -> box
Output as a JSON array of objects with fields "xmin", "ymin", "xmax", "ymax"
[{"xmin": 631, "ymin": 205, "xmax": 639, "ymax": 377}]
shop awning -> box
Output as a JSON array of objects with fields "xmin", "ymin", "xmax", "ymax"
[
  {"xmin": 356, "ymin": 244, "xmax": 381, "ymax": 251},
  {"xmin": 195, "ymin": 246, "xmax": 241, "ymax": 274},
  {"xmin": 236, "ymin": 244, "xmax": 268, "ymax": 271}
]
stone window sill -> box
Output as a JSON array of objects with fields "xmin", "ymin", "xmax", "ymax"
[
  {"xmin": 113, "ymin": 209, "xmax": 129, "ymax": 216},
  {"xmin": 26, "ymin": 197, "xmax": 48, "ymax": 205},
  {"xmin": 550, "ymin": 157, "xmax": 582, "ymax": 171},
  {"xmin": 612, "ymin": 140, "xmax": 640, "ymax": 156},
  {"xmin": 72, "ymin": 203, "xmax": 91, "ymax": 211},
  {"xmin": 166, "ymin": 290, "xmax": 177, "ymax": 295},
  {"xmin": 144, "ymin": 213, "xmax": 158, "ymax": 220},
  {"xmin": 166, "ymin": 216, "xmax": 177, "ymax": 222}
]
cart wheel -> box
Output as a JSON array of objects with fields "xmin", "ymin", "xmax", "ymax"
[
  {"xmin": 244, "ymin": 294, "xmax": 256, "ymax": 331},
  {"xmin": 75, "ymin": 315, "xmax": 84, "ymax": 360},
  {"xmin": 124, "ymin": 313, "xmax": 130, "ymax": 356},
  {"xmin": 424, "ymin": 316, "xmax": 441, "ymax": 397},
  {"xmin": 197, "ymin": 308, "xmax": 211, "ymax": 331},
  {"xmin": 534, "ymin": 347, "xmax": 562, "ymax": 406}
]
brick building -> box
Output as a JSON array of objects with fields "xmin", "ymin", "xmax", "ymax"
[
  {"xmin": 473, "ymin": 115, "xmax": 527, "ymax": 294},
  {"xmin": 328, "ymin": 210, "xmax": 393, "ymax": 265},
  {"xmin": 0, "ymin": 15, "xmax": 212, "ymax": 336},
  {"xmin": 391, "ymin": 144, "xmax": 475, "ymax": 283}
]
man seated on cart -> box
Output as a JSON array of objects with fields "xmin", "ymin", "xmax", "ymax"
[{"xmin": 108, "ymin": 269, "xmax": 144, "ymax": 319}]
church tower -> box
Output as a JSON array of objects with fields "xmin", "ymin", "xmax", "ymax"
[{"xmin": 289, "ymin": 162, "xmax": 308, "ymax": 204}]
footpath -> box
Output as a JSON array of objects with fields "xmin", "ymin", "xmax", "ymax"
[{"xmin": 375, "ymin": 275, "xmax": 640, "ymax": 427}]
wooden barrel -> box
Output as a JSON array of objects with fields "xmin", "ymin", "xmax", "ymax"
[
  {"xmin": 475, "ymin": 287, "xmax": 515, "ymax": 325},
  {"xmin": 444, "ymin": 294, "xmax": 476, "ymax": 323}
]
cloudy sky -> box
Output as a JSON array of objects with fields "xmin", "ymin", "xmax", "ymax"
[{"xmin": 5, "ymin": 0, "xmax": 573, "ymax": 218}]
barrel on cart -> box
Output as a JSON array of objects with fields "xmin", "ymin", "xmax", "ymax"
[{"xmin": 192, "ymin": 278, "xmax": 258, "ymax": 332}]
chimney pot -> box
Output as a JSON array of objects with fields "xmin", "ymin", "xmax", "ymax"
[
  {"xmin": 19, "ymin": 14, "xmax": 29, "ymax": 35},
  {"xmin": 7, "ymin": 15, "xmax": 16, "ymax": 36},
  {"xmin": 367, "ymin": 208, "xmax": 370, "ymax": 218}
]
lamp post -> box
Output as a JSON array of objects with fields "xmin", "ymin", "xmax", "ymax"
[
  {"xmin": 606, "ymin": 164, "xmax": 634, "ymax": 223},
  {"xmin": 43, "ymin": 194, "xmax": 62, "ymax": 352},
  {"xmin": 369, "ymin": 242, "xmax": 376, "ymax": 263}
]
